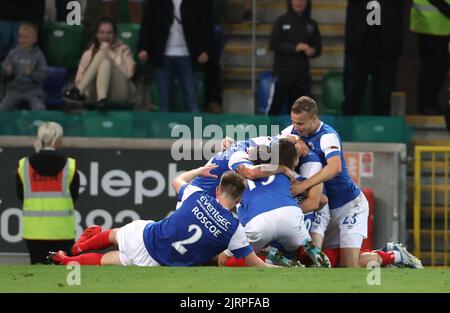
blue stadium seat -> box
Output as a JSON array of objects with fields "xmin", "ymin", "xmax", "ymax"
[
  {"xmin": 257, "ymin": 71, "xmax": 290, "ymax": 115},
  {"xmin": 43, "ymin": 66, "xmax": 67, "ymax": 107},
  {"xmin": 257, "ymin": 71, "xmax": 275, "ymax": 114}
]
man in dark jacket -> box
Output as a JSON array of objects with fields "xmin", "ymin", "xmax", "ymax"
[
  {"xmin": 342, "ymin": 0, "xmax": 405, "ymax": 116},
  {"xmin": 138, "ymin": 0, "xmax": 210, "ymax": 112},
  {"xmin": 267, "ymin": 0, "xmax": 322, "ymax": 115}
]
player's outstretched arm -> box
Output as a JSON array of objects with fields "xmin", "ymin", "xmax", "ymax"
[
  {"xmin": 171, "ymin": 164, "xmax": 218, "ymax": 194},
  {"xmin": 244, "ymin": 252, "xmax": 279, "ymax": 268}
]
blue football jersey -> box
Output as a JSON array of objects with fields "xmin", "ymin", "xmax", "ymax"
[
  {"xmin": 192, "ymin": 143, "xmax": 253, "ymax": 197},
  {"xmin": 191, "ymin": 136, "xmax": 275, "ymax": 197},
  {"xmin": 238, "ymin": 174, "xmax": 299, "ymax": 226},
  {"xmin": 296, "ymin": 149, "xmax": 323, "ymax": 179},
  {"xmin": 143, "ymin": 184, "xmax": 253, "ymax": 266},
  {"xmin": 281, "ymin": 122, "xmax": 360, "ymax": 209}
]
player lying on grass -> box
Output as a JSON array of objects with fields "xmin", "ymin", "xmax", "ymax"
[
  {"xmin": 48, "ymin": 165, "xmax": 277, "ymax": 268},
  {"xmin": 218, "ymin": 139, "xmax": 331, "ymax": 268},
  {"xmin": 192, "ymin": 136, "xmax": 295, "ymax": 197}
]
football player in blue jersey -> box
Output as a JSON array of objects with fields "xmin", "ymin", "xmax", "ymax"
[
  {"xmin": 219, "ymin": 139, "xmax": 330, "ymax": 268},
  {"xmin": 192, "ymin": 136, "xmax": 295, "ymax": 197},
  {"xmin": 48, "ymin": 164, "xmax": 277, "ymax": 268},
  {"xmin": 281, "ymin": 96, "xmax": 370, "ymax": 267}
]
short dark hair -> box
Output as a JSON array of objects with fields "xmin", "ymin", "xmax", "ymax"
[
  {"xmin": 271, "ymin": 138, "xmax": 298, "ymax": 170},
  {"xmin": 291, "ymin": 96, "xmax": 318, "ymax": 117},
  {"xmin": 248, "ymin": 145, "xmax": 271, "ymax": 165},
  {"xmin": 219, "ymin": 171, "xmax": 247, "ymax": 201}
]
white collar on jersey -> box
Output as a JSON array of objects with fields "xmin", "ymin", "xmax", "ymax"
[{"xmin": 308, "ymin": 121, "xmax": 324, "ymax": 137}]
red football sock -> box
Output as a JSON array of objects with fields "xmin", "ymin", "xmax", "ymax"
[
  {"xmin": 376, "ymin": 250, "xmax": 395, "ymax": 266},
  {"xmin": 77, "ymin": 229, "xmax": 112, "ymax": 253},
  {"xmin": 323, "ymin": 248, "xmax": 340, "ymax": 268},
  {"xmin": 60, "ymin": 253, "xmax": 103, "ymax": 265},
  {"xmin": 223, "ymin": 255, "xmax": 267, "ymax": 267},
  {"xmin": 297, "ymin": 246, "xmax": 312, "ymax": 266},
  {"xmin": 224, "ymin": 257, "xmax": 247, "ymax": 267}
]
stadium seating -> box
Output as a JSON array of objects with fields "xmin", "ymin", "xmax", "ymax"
[
  {"xmin": 117, "ymin": 23, "xmax": 140, "ymax": 61},
  {"xmin": 41, "ymin": 22, "xmax": 86, "ymax": 69},
  {"xmin": 0, "ymin": 110, "xmax": 415, "ymax": 144},
  {"xmin": 257, "ymin": 71, "xmax": 291, "ymax": 115},
  {"xmin": 0, "ymin": 111, "xmax": 18, "ymax": 135},
  {"xmin": 81, "ymin": 111, "xmax": 134, "ymax": 137},
  {"xmin": 15, "ymin": 110, "xmax": 66, "ymax": 136},
  {"xmin": 43, "ymin": 66, "xmax": 67, "ymax": 107},
  {"xmin": 117, "ymin": 0, "xmax": 131, "ymax": 23},
  {"xmin": 256, "ymin": 71, "xmax": 275, "ymax": 114},
  {"xmin": 322, "ymin": 71, "xmax": 372, "ymax": 115},
  {"xmin": 350, "ymin": 116, "xmax": 414, "ymax": 143}
]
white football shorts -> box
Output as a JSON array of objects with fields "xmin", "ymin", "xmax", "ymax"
[
  {"xmin": 322, "ymin": 192, "xmax": 369, "ymax": 249},
  {"xmin": 116, "ymin": 220, "xmax": 160, "ymax": 267}
]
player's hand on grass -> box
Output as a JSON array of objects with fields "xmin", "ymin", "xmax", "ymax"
[{"xmin": 197, "ymin": 164, "xmax": 219, "ymax": 178}]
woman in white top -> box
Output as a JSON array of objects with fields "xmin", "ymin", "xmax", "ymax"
[{"xmin": 64, "ymin": 17, "xmax": 136, "ymax": 110}]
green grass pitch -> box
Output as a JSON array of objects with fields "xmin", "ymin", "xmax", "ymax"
[{"xmin": 1, "ymin": 266, "xmax": 450, "ymax": 293}]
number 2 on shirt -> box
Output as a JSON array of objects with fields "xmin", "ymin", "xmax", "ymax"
[{"xmin": 171, "ymin": 224, "xmax": 203, "ymax": 255}]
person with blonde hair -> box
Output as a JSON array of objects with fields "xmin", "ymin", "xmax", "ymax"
[{"xmin": 16, "ymin": 122, "xmax": 79, "ymax": 264}]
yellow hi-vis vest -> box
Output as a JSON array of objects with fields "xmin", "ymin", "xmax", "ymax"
[
  {"xmin": 410, "ymin": 0, "xmax": 450, "ymax": 36},
  {"xmin": 18, "ymin": 157, "xmax": 76, "ymax": 240}
]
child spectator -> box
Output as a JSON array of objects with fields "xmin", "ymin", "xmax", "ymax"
[{"xmin": 0, "ymin": 22, "xmax": 47, "ymax": 112}]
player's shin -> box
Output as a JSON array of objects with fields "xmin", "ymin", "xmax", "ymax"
[{"xmin": 74, "ymin": 229, "xmax": 113, "ymax": 254}]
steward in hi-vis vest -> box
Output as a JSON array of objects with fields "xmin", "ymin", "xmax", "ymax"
[
  {"xmin": 16, "ymin": 121, "xmax": 80, "ymax": 264},
  {"xmin": 18, "ymin": 157, "xmax": 76, "ymax": 240}
]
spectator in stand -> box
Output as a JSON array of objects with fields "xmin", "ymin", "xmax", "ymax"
[
  {"xmin": 267, "ymin": 0, "xmax": 321, "ymax": 115},
  {"xmin": 410, "ymin": 0, "xmax": 450, "ymax": 115},
  {"xmin": 342, "ymin": 0, "xmax": 405, "ymax": 116},
  {"xmin": 0, "ymin": 0, "xmax": 45, "ymax": 61},
  {"xmin": 0, "ymin": 22, "xmax": 47, "ymax": 112},
  {"xmin": 138, "ymin": 0, "xmax": 210, "ymax": 112},
  {"xmin": 63, "ymin": 17, "xmax": 136, "ymax": 110}
]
